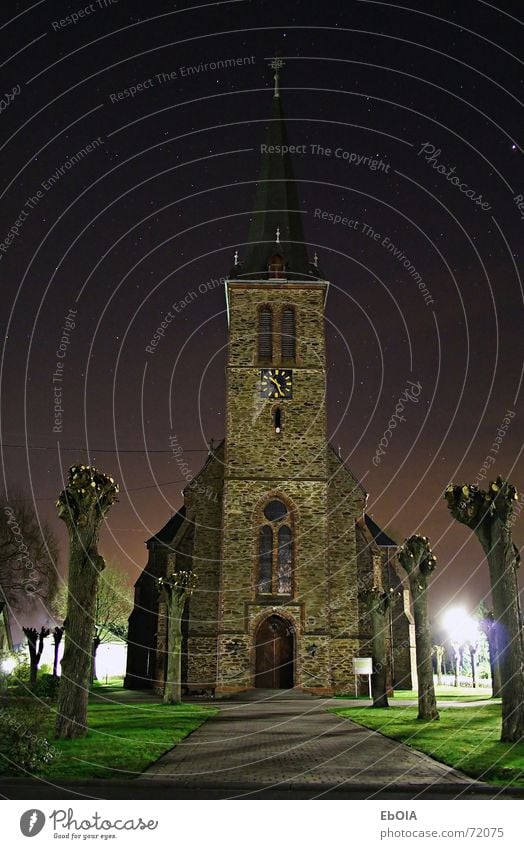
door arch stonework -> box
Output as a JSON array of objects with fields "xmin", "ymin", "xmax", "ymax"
[{"xmin": 253, "ymin": 613, "xmax": 295, "ymax": 689}]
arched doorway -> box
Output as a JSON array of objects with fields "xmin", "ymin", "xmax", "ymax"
[{"xmin": 254, "ymin": 614, "xmax": 294, "ymax": 688}]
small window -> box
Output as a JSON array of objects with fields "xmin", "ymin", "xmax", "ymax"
[
  {"xmin": 258, "ymin": 307, "xmax": 272, "ymax": 359},
  {"xmin": 264, "ymin": 499, "xmax": 288, "ymax": 522},
  {"xmin": 268, "ymin": 253, "xmax": 285, "ymax": 278},
  {"xmin": 274, "ymin": 407, "xmax": 282, "ymax": 433},
  {"xmin": 281, "ymin": 308, "xmax": 296, "ymax": 360}
]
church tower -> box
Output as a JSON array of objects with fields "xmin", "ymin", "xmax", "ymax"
[
  {"xmin": 125, "ymin": 61, "xmax": 414, "ymax": 698},
  {"xmin": 216, "ymin": 59, "xmax": 334, "ymax": 693}
]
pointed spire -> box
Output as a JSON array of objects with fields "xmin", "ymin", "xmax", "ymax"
[
  {"xmin": 234, "ymin": 61, "xmax": 317, "ymax": 282},
  {"xmin": 269, "ymin": 56, "xmax": 284, "ymax": 98}
]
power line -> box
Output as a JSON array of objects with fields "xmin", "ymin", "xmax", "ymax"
[{"xmin": 0, "ymin": 443, "xmax": 211, "ymax": 453}]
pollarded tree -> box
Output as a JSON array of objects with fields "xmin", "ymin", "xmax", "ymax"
[
  {"xmin": 158, "ymin": 567, "xmax": 197, "ymax": 704},
  {"xmin": 52, "ymin": 627, "xmax": 64, "ymax": 678},
  {"xmin": 22, "ymin": 626, "xmax": 49, "ymax": 683},
  {"xmin": 398, "ymin": 535, "xmax": 439, "ymax": 721},
  {"xmin": 360, "ymin": 586, "xmax": 397, "ymax": 708},
  {"xmin": 445, "ymin": 478, "xmax": 524, "ymax": 742},
  {"xmin": 55, "ymin": 465, "xmax": 118, "ymax": 739}
]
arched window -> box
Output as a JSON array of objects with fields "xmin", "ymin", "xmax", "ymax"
[
  {"xmin": 257, "ymin": 499, "xmax": 293, "ymax": 596},
  {"xmin": 268, "ymin": 253, "xmax": 285, "ymax": 279},
  {"xmin": 258, "ymin": 306, "xmax": 272, "ymax": 360},
  {"xmin": 281, "ymin": 307, "xmax": 296, "ymax": 360}
]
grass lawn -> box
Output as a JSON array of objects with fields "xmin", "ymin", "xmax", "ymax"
[
  {"xmin": 334, "ymin": 686, "xmax": 494, "ymax": 702},
  {"xmin": 331, "ymin": 703, "xmax": 524, "ymax": 787},
  {"xmin": 1, "ymin": 694, "xmax": 217, "ymax": 780},
  {"xmin": 393, "ymin": 687, "xmax": 493, "ymax": 702}
]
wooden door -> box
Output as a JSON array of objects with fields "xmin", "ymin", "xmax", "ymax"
[{"xmin": 255, "ymin": 615, "xmax": 294, "ymax": 688}]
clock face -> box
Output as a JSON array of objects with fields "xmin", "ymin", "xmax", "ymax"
[{"xmin": 260, "ymin": 368, "xmax": 293, "ymax": 399}]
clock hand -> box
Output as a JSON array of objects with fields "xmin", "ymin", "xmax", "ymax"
[{"xmin": 269, "ymin": 375, "xmax": 285, "ymax": 396}]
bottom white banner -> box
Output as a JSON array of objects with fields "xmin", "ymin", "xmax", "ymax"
[{"xmin": 1, "ymin": 799, "xmax": 522, "ymax": 848}]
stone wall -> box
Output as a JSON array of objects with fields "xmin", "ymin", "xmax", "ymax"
[
  {"xmin": 327, "ymin": 450, "xmax": 369, "ymax": 694},
  {"xmin": 184, "ymin": 445, "xmax": 224, "ymax": 690}
]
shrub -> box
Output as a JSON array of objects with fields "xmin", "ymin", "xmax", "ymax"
[
  {"xmin": 0, "ymin": 703, "xmax": 58, "ymax": 774},
  {"xmin": 30, "ymin": 674, "xmax": 60, "ymax": 699}
]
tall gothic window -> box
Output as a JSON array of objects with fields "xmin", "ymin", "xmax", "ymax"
[
  {"xmin": 258, "ymin": 306, "xmax": 272, "ymax": 360},
  {"xmin": 257, "ymin": 499, "xmax": 293, "ymax": 595},
  {"xmin": 281, "ymin": 307, "xmax": 296, "ymax": 361}
]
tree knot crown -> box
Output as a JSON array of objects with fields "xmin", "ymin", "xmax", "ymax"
[{"xmin": 56, "ymin": 465, "xmax": 119, "ymax": 526}]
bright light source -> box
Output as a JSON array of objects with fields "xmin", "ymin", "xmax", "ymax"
[
  {"xmin": 1, "ymin": 657, "xmax": 16, "ymax": 675},
  {"xmin": 442, "ymin": 607, "xmax": 479, "ymax": 645}
]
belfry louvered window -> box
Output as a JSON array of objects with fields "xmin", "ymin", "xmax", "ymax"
[
  {"xmin": 258, "ymin": 307, "xmax": 272, "ymax": 359},
  {"xmin": 281, "ymin": 308, "xmax": 296, "ymax": 360}
]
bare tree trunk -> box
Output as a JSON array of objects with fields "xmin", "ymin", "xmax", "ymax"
[
  {"xmin": 470, "ymin": 645, "xmax": 477, "ymax": 688},
  {"xmin": 56, "ymin": 538, "xmax": 103, "ymax": 737},
  {"xmin": 361, "ymin": 589, "xmax": 393, "ymax": 708},
  {"xmin": 409, "ymin": 575, "xmax": 439, "ymax": 720},
  {"xmin": 91, "ymin": 635, "xmax": 101, "ymax": 684},
  {"xmin": 487, "ymin": 528, "xmax": 524, "ymax": 741},
  {"xmin": 164, "ymin": 607, "xmax": 183, "ymax": 704},
  {"xmin": 398, "ymin": 536, "xmax": 439, "ymax": 721},
  {"xmin": 434, "ymin": 645, "xmax": 444, "ymax": 685},
  {"xmin": 55, "ymin": 466, "xmax": 118, "ymax": 739},
  {"xmin": 23, "ymin": 627, "xmax": 49, "ymax": 684},
  {"xmin": 52, "ymin": 627, "xmax": 64, "ymax": 677},
  {"xmin": 453, "ymin": 645, "xmax": 460, "ymax": 687},
  {"xmin": 483, "ymin": 619, "xmax": 502, "ymax": 698},
  {"xmin": 159, "ymin": 566, "xmax": 195, "ymax": 705}
]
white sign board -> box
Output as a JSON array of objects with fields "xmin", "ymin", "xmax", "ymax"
[
  {"xmin": 353, "ymin": 657, "xmax": 373, "ymax": 675},
  {"xmin": 353, "ymin": 656, "xmax": 373, "ymax": 698}
]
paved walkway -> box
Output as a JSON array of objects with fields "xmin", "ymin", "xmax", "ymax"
[{"xmin": 138, "ymin": 693, "xmax": 479, "ymax": 796}]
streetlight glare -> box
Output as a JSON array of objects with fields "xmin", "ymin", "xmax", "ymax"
[{"xmin": 442, "ymin": 607, "xmax": 479, "ymax": 644}]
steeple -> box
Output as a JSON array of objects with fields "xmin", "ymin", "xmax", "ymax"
[{"xmin": 232, "ymin": 59, "xmax": 319, "ymax": 282}]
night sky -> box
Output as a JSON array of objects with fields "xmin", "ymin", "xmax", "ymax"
[{"xmin": 1, "ymin": 0, "xmax": 522, "ymax": 637}]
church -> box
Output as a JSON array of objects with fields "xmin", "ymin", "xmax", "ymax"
[{"xmin": 125, "ymin": 63, "xmax": 415, "ymax": 697}]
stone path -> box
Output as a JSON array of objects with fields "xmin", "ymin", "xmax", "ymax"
[{"xmin": 138, "ymin": 694, "xmax": 479, "ymax": 796}]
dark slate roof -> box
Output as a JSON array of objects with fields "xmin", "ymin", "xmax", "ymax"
[
  {"xmin": 231, "ymin": 89, "xmax": 319, "ymax": 282},
  {"xmin": 146, "ymin": 506, "xmax": 186, "ymax": 546},
  {"xmin": 364, "ymin": 514, "xmax": 397, "ymax": 547}
]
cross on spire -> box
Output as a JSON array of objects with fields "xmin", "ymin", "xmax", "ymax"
[{"xmin": 268, "ymin": 56, "xmax": 285, "ymax": 99}]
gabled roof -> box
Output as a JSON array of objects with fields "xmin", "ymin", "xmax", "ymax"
[
  {"xmin": 364, "ymin": 514, "xmax": 397, "ymax": 547},
  {"xmin": 327, "ymin": 442, "xmax": 368, "ymax": 498},
  {"xmin": 146, "ymin": 506, "xmax": 186, "ymax": 546}
]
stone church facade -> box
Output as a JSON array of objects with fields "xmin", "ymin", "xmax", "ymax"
[{"xmin": 125, "ymin": 69, "xmax": 414, "ymax": 697}]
